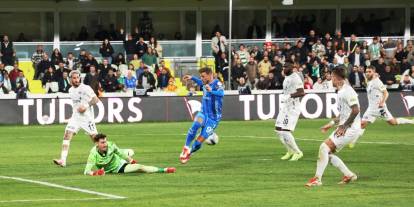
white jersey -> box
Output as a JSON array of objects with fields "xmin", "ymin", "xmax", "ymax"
[
  {"xmin": 282, "ymin": 72, "xmax": 303, "ymax": 106},
  {"xmin": 337, "ymin": 84, "xmax": 361, "ymax": 129},
  {"xmin": 366, "ymin": 77, "xmax": 386, "ymax": 109},
  {"xmin": 69, "ymin": 83, "xmax": 96, "ymax": 121}
]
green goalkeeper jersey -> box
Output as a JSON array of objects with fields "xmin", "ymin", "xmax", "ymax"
[{"xmin": 84, "ymin": 141, "xmax": 129, "ymax": 175}]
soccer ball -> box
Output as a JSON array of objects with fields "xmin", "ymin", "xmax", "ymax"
[{"xmin": 205, "ymin": 133, "xmax": 219, "ymax": 145}]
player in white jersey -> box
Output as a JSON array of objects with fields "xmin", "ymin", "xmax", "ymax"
[
  {"xmin": 53, "ymin": 70, "xmax": 101, "ymax": 167},
  {"xmin": 349, "ymin": 65, "xmax": 414, "ymax": 148},
  {"xmin": 306, "ymin": 67, "xmax": 360, "ymax": 187},
  {"xmin": 275, "ymin": 63, "xmax": 305, "ymax": 161}
]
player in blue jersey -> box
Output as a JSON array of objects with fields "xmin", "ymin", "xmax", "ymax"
[{"xmin": 179, "ymin": 67, "xmax": 224, "ymax": 164}]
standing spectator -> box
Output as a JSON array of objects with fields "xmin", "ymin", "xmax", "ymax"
[
  {"xmin": 99, "ymin": 38, "xmax": 114, "ymax": 64},
  {"xmin": 304, "ymin": 30, "xmax": 318, "ymax": 51},
  {"xmin": 58, "ymin": 71, "xmax": 71, "ymax": 93},
  {"xmin": 35, "ymin": 54, "xmax": 54, "ymax": 80},
  {"xmin": 245, "ymin": 57, "xmax": 258, "ymax": 89},
  {"xmin": 325, "ymin": 41, "xmax": 335, "ymax": 63},
  {"xmin": 101, "ymin": 69, "xmax": 119, "ymax": 92},
  {"xmin": 394, "ymin": 43, "xmax": 407, "ymax": 63},
  {"xmin": 136, "ymin": 37, "xmax": 148, "ymax": 58},
  {"xmin": 1, "ymin": 35, "xmax": 15, "ymax": 66},
  {"xmin": 334, "ymin": 49, "xmax": 346, "ymax": 65},
  {"xmin": 141, "ymin": 47, "xmax": 157, "ymax": 69},
  {"xmin": 250, "ymin": 45, "xmax": 263, "ymax": 62},
  {"xmin": 380, "ymin": 65, "xmax": 396, "ymax": 86},
  {"xmin": 236, "ymin": 44, "xmax": 250, "ymax": 66},
  {"xmin": 258, "ymin": 56, "xmax": 271, "ymax": 77},
  {"xmin": 42, "ymin": 66, "xmax": 59, "ymax": 93},
  {"xmin": 292, "ymin": 41, "xmax": 308, "ymax": 64},
  {"xmin": 347, "ymin": 34, "xmax": 360, "ymax": 54},
  {"xmin": 348, "ymin": 65, "xmax": 365, "ymax": 89},
  {"xmin": 321, "ymin": 32, "xmax": 332, "ymax": 47},
  {"xmin": 257, "ymin": 75, "xmax": 269, "ymax": 90},
  {"xmin": 9, "ymin": 64, "xmax": 21, "ymax": 90},
  {"xmin": 51, "ymin": 48, "xmax": 63, "ymax": 66},
  {"xmin": 343, "ymin": 57, "xmax": 353, "ymax": 77},
  {"xmin": 312, "ymin": 39, "xmax": 326, "ymax": 59},
  {"xmin": 369, "ymin": 37, "xmax": 382, "ymax": 63},
  {"xmin": 31, "ymin": 45, "xmax": 46, "ymax": 75},
  {"xmin": 83, "ymin": 65, "xmax": 101, "ymax": 96},
  {"xmin": 333, "ymin": 31, "xmax": 345, "ymax": 50},
  {"xmin": 211, "ymin": 31, "xmax": 227, "ymax": 70},
  {"xmin": 78, "ymin": 49, "xmax": 88, "ymax": 68},
  {"xmin": 83, "ymin": 53, "xmax": 99, "ymax": 74},
  {"xmin": 15, "ymin": 71, "xmax": 28, "ymax": 98},
  {"xmin": 113, "ymin": 53, "xmax": 126, "ymax": 66},
  {"xmin": 157, "ymin": 67, "xmax": 171, "ymax": 90},
  {"xmin": 237, "ymin": 77, "xmax": 251, "ymax": 94},
  {"xmin": 123, "ymin": 34, "xmax": 137, "ymax": 61},
  {"xmin": 149, "ymin": 36, "xmax": 163, "ymax": 58},
  {"xmin": 270, "ymin": 56, "xmax": 283, "ymax": 78},
  {"xmin": 137, "ymin": 66, "xmax": 156, "ymax": 91},
  {"xmin": 348, "ymin": 47, "xmax": 364, "ymax": 67},
  {"xmin": 65, "ymin": 52, "xmax": 76, "ymax": 70},
  {"xmin": 231, "ymin": 59, "xmax": 246, "ymax": 90},
  {"xmin": 216, "ymin": 53, "xmax": 229, "ymax": 81},
  {"xmin": 77, "ymin": 26, "xmax": 89, "ymax": 41},
  {"xmin": 373, "ymin": 57, "xmax": 386, "ymax": 77}
]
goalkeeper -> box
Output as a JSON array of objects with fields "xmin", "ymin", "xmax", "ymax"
[{"xmin": 84, "ymin": 133, "xmax": 176, "ymax": 176}]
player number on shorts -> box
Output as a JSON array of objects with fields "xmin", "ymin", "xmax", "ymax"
[
  {"xmin": 283, "ymin": 118, "xmax": 289, "ymax": 125},
  {"xmin": 88, "ymin": 123, "xmax": 95, "ymax": 131}
]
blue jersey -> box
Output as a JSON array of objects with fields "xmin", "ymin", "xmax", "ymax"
[{"xmin": 191, "ymin": 77, "xmax": 224, "ymax": 121}]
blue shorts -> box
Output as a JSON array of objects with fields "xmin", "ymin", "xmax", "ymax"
[{"xmin": 194, "ymin": 112, "xmax": 219, "ymax": 139}]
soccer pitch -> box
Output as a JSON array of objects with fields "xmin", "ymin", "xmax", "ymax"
[{"xmin": 0, "ymin": 119, "xmax": 413, "ymax": 207}]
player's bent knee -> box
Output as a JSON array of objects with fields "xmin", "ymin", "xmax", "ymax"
[
  {"xmin": 64, "ymin": 131, "xmax": 74, "ymax": 140},
  {"xmin": 323, "ymin": 139, "xmax": 336, "ymax": 153},
  {"xmin": 388, "ymin": 119, "xmax": 398, "ymax": 125}
]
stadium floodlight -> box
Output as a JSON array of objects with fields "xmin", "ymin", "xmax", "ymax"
[{"xmin": 282, "ymin": 0, "xmax": 293, "ymax": 5}]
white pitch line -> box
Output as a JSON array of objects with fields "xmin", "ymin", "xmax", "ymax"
[
  {"xmin": 0, "ymin": 198, "xmax": 113, "ymax": 203},
  {"xmin": 0, "ymin": 176, "xmax": 126, "ymax": 200}
]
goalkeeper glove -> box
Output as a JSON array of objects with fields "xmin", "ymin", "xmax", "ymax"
[{"xmin": 92, "ymin": 168, "xmax": 105, "ymax": 176}]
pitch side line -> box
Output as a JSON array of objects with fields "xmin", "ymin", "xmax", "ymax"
[
  {"xmin": 0, "ymin": 176, "xmax": 126, "ymax": 200},
  {"xmin": 0, "ymin": 198, "xmax": 113, "ymax": 203}
]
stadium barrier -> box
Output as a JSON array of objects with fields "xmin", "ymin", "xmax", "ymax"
[{"xmin": 1, "ymin": 91, "xmax": 413, "ymax": 125}]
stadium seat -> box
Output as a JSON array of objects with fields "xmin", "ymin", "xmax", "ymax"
[{"xmin": 19, "ymin": 61, "xmax": 46, "ymax": 94}]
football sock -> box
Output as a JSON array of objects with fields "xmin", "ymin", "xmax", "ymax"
[
  {"xmin": 396, "ymin": 118, "xmax": 414, "ymax": 124},
  {"xmin": 124, "ymin": 164, "xmax": 164, "ymax": 173},
  {"xmin": 60, "ymin": 139, "xmax": 70, "ymax": 162},
  {"xmin": 315, "ymin": 143, "xmax": 330, "ymax": 180},
  {"xmin": 276, "ymin": 130, "xmax": 292, "ymax": 153},
  {"xmin": 190, "ymin": 136, "xmax": 205, "ymax": 154},
  {"xmin": 330, "ymin": 154, "xmax": 353, "ymax": 177},
  {"xmin": 282, "ymin": 131, "xmax": 301, "ymax": 153},
  {"xmin": 185, "ymin": 121, "xmax": 202, "ymax": 147}
]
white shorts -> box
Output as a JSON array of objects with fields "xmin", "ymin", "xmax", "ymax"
[
  {"xmin": 362, "ymin": 106, "xmax": 394, "ymax": 123},
  {"xmin": 329, "ymin": 127, "xmax": 360, "ymax": 152},
  {"xmin": 275, "ymin": 107, "xmax": 300, "ymax": 131},
  {"xmin": 65, "ymin": 118, "xmax": 98, "ymax": 135}
]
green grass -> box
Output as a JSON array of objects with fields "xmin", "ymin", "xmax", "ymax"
[{"xmin": 0, "ymin": 119, "xmax": 413, "ymax": 207}]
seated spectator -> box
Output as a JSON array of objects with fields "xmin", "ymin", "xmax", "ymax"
[
  {"xmin": 55, "ymin": 62, "xmax": 71, "ymax": 81},
  {"xmin": 312, "ymin": 77, "xmax": 324, "ymax": 90},
  {"xmin": 258, "ymin": 56, "xmax": 271, "ymax": 77},
  {"xmin": 99, "ymin": 59, "xmax": 114, "ymax": 80},
  {"xmin": 380, "ymin": 65, "xmax": 396, "ymax": 86},
  {"xmin": 165, "ymin": 77, "xmax": 178, "ymax": 92},
  {"xmin": 136, "ymin": 62, "xmax": 146, "ymax": 79},
  {"xmin": 216, "ymin": 53, "xmax": 229, "ymax": 81},
  {"xmin": 389, "ymin": 58, "xmax": 401, "ymax": 75},
  {"xmin": 137, "ymin": 67, "xmax": 156, "ymax": 91},
  {"xmin": 322, "ymin": 73, "xmax": 334, "ymax": 90},
  {"xmin": 400, "ymin": 74, "xmax": 414, "ymax": 91},
  {"xmin": 373, "ymin": 57, "xmax": 386, "ymax": 77},
  {"xmin": 116, "ymin": 70, "xmax": 125, "ymax": 91},
  {"xmin": 348, "ymin": 47, "xmax": 364, "ymax": 67},
  {"xmin": 304, "ymin": 76, "xmax": 313, "ymax": 89},
  {"xmin": 267, "ymin": 73, "xmax": 280, "ymax": 90},
  {"xmin": 58, "ymin": 71, "xmax": 71, "ymax": 93},
  {"xmin": 343, "ymin": 57, "xmax": 353, "ymax": 77},
  {"xmin": 238, "ymin": 77, "xmax": 251, "ymax": 95},
  {"xmin": 250, "ymin": 45, "xmax": 263, "ymax": 62},
  {"xmin": 65, "ymin": 52, "xmax": 77, "ymax": 70},
  {"xmin": 245, "ymin": 57, "xmax": 258, "ymax": 89},
  {"xmin": 42, "ymin": 66, "xmax": 59, "ymax": 93},
  {"xmin": 31, "ymin": 45, "xmax": 46, "ymax": 74},
  {"xmin": 310, "ymin": 60, "xmax": 320, "ymax": 83},
  {"xmin": 99, "ymin": 38, "xmax": 114, "ymax": 63},
  {"xmin": 124, "ymin": 70, "xmax": 137, "ymax": 90},
  {"xmin": 101, "ymin": 69, "xmax": 119, "ymax": 92},
  {"xmin": 257, "ymin": 75, "xmax": 269, "ymax": 90},
  {"xmin": 141, "ymin": 47, "xmax": 157, "ymax": 69},
  {"xmin": 15, "ymin": 71, "xmax": 28, "ymax": 98},
  {"xmin": 36, "ymin": 54, "xmax": 54, "ymax": 80},
  {"xmin": 312, "ymin": 39, "xmax": 326, "ymax": 59},
  {"xmin": 113, "ymin": 53, "xmax": 126, "ymax": 66},
  {"xmin": 83, "ymin": 65, "xmax": 101, "ymax": 96},
  {"xmin": 394, "ymin": 43, "xmax": 407, "ymax": 63},
  {"xmin": 78, "ymin": 49, "xmax": 88, "ymax": 68},
  {"xmin": 128, "ymin": 63, "xmax": 135, "ymax": 71},
  {"xmin": 334, "ymin": 49, "xmax": 346, "ymax": 65},
  {"xmin": 400, "ymin": 58, "xmax": 411, "ymax": 74},
  {"xmin": 9, "ymin": 64, "xmax": 21, "ymax": 91},
  {"xmin": 51, "ymin": 48, "xmax": 64, "ymax": 66},
  {"xmin": 156, "ymin": 60, "xmax": 169, "ymax": 77},
  {"xmin": 231, "ymin": 59, "xmax": 246, "ymax": 90},
  {"xmin": 349, "ymin": 66, "xmax": 366, "ymax": 89},
  {"xmin": 130, "ymin": 54, "xmax": 141, "ymax": 70},
  {"xmin": 0, "ymin": 71, "xmax": 12, "ymax": 94},
  {"xmin": 157, "ymin": 67, "xmax": 171, "ymax": 90},
  {"xmin": 237, "ymin": 44, "xmax": 250, "ymax": 66}
]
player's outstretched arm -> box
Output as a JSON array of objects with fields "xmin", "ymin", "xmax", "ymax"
[
  {"xmin": 84, "ymin": 153, "xmax": 104, "ymax": 176},
  {"xmin": 206, "ymin": 82, "xmax": 224, "ymax": 97}
]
